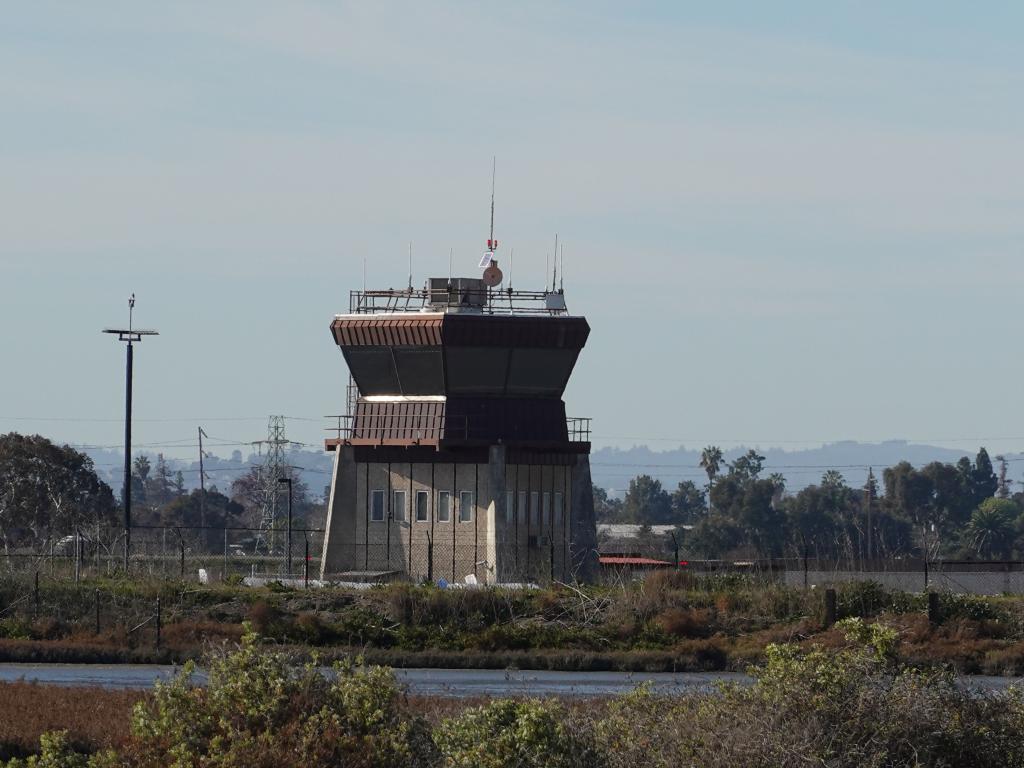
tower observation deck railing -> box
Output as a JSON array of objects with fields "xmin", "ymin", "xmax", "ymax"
[
  {"xmin": 324, "ymin": 414, "xmax": 591, "ymax": 445},
  {"xmin": 348, "ymin": 287, "xmax": 570, "ymax": 316}
]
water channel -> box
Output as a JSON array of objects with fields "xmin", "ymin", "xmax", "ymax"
[{"xmin": 0, "ymin": 664, "xmax": 1018, "ymax": 698}]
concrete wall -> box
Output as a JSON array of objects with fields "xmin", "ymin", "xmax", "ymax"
[{"xmin": 321, "ymin": 449, "xmax": 599, "ymax": 584}]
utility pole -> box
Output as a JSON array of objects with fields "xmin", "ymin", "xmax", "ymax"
[
  {"xmin": 103, "ymin": 294, "xmax": 158, "ymax": 571},
  {"xmin": 996, "ymin": 455, "xmax": 1010, "ymax": 499},
  {"xmin": 198, "ymin": 427, "xmax": 208, "ymax": 532}
]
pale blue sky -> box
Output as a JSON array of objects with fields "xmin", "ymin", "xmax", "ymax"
[{"xmin": 2, "ymin": 2, "xmax": 1023, "ymax": 459}]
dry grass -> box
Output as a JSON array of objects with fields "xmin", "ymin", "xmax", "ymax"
[{"xmin": 0, "ymin": 682, "xmax": 144, "ymax": 760}]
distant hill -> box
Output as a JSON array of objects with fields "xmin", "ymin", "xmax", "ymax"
[{"xmin": 590, "ymin": 441, "xmax": 1023, "ymax": 497}]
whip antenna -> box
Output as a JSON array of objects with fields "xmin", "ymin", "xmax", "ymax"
[
  {"xmin": 552, "ymin": 233, "xmax": 559, "ymax": 290},
  {"xmin": 481, "ymin": 157, "xmax": 499, "ymax": 268}
]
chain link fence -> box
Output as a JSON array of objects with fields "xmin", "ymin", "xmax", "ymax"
[
  {"xmin": 607, "ymin": 557, "xmax": 1024, "ymax": 596},
  {"xmin": 0, "ymin": 525, "xmax": 325, "ymax": 584}
]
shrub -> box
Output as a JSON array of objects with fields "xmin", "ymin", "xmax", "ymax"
[
  {"xmin": 245, "ymin": 600, "xmax": 279, "ymax": 636},
  {"xmin": 435, "ymin": 699, "xmax": 601, "ymax": 768},
  {"xmin": 0, "ymin": 730, "xmax": 109, "ymax": 767},
  {"xmin": 126, "ymin": 625, "xmax": 436, "ymax": 767}
]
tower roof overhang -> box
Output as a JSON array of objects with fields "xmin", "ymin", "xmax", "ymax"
[{"xmin": 330, "ymin": 312, "xmax": 590, "ymax": 349}]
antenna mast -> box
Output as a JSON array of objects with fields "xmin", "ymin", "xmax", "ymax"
[
  {"xmin": 489, "ymin": 157, "xmax": 496, "ymax": 251},
  {"xmin": 552, "ymin": 234, "xmax": 559, "ymax": 290},
  {"xmin": 481, "ymin": 157, "xmax": 499, "ymax": 270}
]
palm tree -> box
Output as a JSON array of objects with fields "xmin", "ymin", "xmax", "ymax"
[
  {"xmin": 700, "ymin": 446, "xmax": 724, "ymax": 512},
  {"xmin": 965, "ymin": 499, "xmax": 1016, "ymax": 559}
]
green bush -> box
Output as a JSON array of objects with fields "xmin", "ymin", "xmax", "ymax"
[
  {"xmin": 127, "ymin": 625, "xmax": 436, "ymax": 767},
  {"xmin": 0, "ymin": 618, "xmax": 33, "ymax": 641},
  {"xmin": 435, "ymin": 699, "xmax": 601, "ymax": 768}
]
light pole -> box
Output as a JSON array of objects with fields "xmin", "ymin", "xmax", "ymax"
[
  {"xmin": 103, "ymin": 294, "xmax": 158, "ymax": 571},
  {"xmin": 278, "ymin": 477, "xmax": 293, "ymax": 575}
]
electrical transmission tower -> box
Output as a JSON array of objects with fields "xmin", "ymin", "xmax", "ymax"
[{"xmin": 253, "ymin": 416, "xmax": 291, "ymax": 555}]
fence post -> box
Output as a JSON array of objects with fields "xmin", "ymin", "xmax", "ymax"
[
  {"xmin": 223, "ymin": 527, "xmax": 228, "ymax": 581},
  {"xmin": 304, "ymin": 539, "xmax": 309, "ymax": 589},
  {"xmin": 803, "ymin": 544, "xmax": 809, "ymax": 590},
  {"xmin": 178, "ymin": 530, "xmax": 185, "ymax": 579},
  {"xmin": 670, "ymin": 532, "xmax": 680, "ymax": 570},
  {"xmin": 155, "ymin": 597, "xmax": 161, "ymax": 650},
  {"xmin": 33, "ymin": 572, "xmax": 39, "ymax": 618},
  {"xmin": 927, "ymin": 591, "xmax": 940, "ymax": 625},
  {"xmin": 74, "ymin": 530, "xmax": 81, "ymax": 583},
  {"xmin": 924, "ymin": 558, "xmax": 929, "ymax": 591},
  {"xmin": 94, "ymin": 589, "xmax": 100, "ymax": 635},
  {"xmin": 824, "ymin": 588, "xmax": 837, "ymax": 626}
]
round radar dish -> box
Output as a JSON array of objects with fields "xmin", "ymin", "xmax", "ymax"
[{"xmin": 482, "ymin": 262, "xmax": 503, "ymax": 287}]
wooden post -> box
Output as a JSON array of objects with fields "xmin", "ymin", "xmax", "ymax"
[
  {"xmin": 33, "ymin": 572, "xmax": 39, "ymax": 618},
  {"xmin": 94, "ymin": 589, "xmax": 100, "ymax": 635},
  {"xmin": 223, "ymin": 527, "xmax": 228, "ymax": 581},
  {"xmin": 155, "ymin": 597, "xmax": 161, "ymax": 650},
  {"xmin": 824, "ymin": 588, "xmax": 837, "ymax": 626}
]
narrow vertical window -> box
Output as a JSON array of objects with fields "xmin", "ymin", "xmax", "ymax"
[
  {"xmin": 554, "ymin": 492, "xmax": 564, "ymax": 527},
  {"xmin": 518, "ymin": 491, "xmax": 527, "ymax": 526},
  {"xmin": 543, "ymin": 492, "xmax": 551, "ymax": 529},
  {"xmin": 459, "ymin": 491, "xmax": 474, "ymax": 523},
  {"xmin": 370, "ymin": 490, "xmax": 385, "ymax": 522},
  {"xmin": 505, "ymin": 490, "xmax": 514, "ymax": 524},
  {"xmin": 530, "ymin": 491, "xmax": 540, "ymax": 527},
  {"xmin": 437, "ymin": 491, "xmax": 451, "ymax": 523},
  {"xmin": 415, "ymin": 490, "xmax": 429, "ymax": 522},
  {"xmin": 393, "ymin": 490, "xmax": 406, "ymax": 523}
]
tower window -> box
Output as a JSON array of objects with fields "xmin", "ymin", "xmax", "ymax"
[
  {"xmin": 543, "ymin": 492, "xmax": 551, "ymax": 529},
  {"xmin": 437, "ymin": 491, "xmax": 451, "ymax": 523},
  {"xmin": 416, "ymin": 490, "xmax": 429, "ymax": 522},
  {"xmin": 530, "ymin": 491, "xmax": 540, "ymax": 527},
  {"xmin": 554, "ymin": 492, "xmax": 564, "ymax": 527},
  {"xmin": 393, "ymin": 490, "xmax": 407, "ymax": 523},
  {"xmin": 370, "ymin": 490, "xmax": 385, "ymax": 522},
  {"xmin": 459, "ymin": 491, "xmax": 474, "ymax": 523}
]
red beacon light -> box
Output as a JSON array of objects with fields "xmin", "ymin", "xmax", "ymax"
[{"xmin": 487, "ymin": 239, "xmax": 499, "ymax": 251}]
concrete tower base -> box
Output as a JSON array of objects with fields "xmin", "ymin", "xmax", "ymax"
[{"xmin": 320, "ymin": 445, "xmax": 598, "ymax": 584}]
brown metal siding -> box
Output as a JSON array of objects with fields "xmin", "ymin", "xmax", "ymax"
[
  {"xmin": 332, "ymin": 316, "xmax": 444, "ymax": 347},
  {"xmin": 353, "ymin": 400, "xmax": 445, "ymax": 442}
]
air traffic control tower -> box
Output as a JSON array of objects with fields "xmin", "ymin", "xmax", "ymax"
[{"xmin": 320, "ymin": 259, "xmax": 597, "ymax": 584}]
